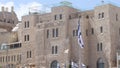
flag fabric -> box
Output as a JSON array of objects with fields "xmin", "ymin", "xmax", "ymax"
[
  {"xmin": 81, "ymin": 63, "xmax": 86, "ymax": 67},
  {"xmin": 78, "ymin": 19, "xmax": 84, "ymax": 48},
  {"xmin": 57, "ymin": 63, "xmax": 60, "ymax": 68},
  {"xmin": 71, "ymin": 61, "xmax": 78, "ymax": 68}
]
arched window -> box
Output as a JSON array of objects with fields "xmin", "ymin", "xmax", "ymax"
[
  {"xmin": 98, "ymin": 13, "xmax": 101, "ymax": 19},
  {"xmin": 102, "ymin": 12, "xmax": 104, "ymax": 18},
  {"xmin": 97, "ymin": 58, "xmax": 104, "ymax": 68},
  {"xmin": 51, "ymin": 60, "xmax": 60, "ymax": 68}
]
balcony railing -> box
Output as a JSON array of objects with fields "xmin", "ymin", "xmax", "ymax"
[{"xmin": 0, "ymin": 42, "xmax": 22, "ymax": 50}]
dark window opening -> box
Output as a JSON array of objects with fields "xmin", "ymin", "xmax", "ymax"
[
  {"xmin": 102, "ymin": 12, "xmax": 104, "ymax": 18},
  {"xmin": 100, "ymin": 43, "xmax": 102, "ymax": 51},
  {"xmin": 7, "ymin": 21, "xmax": 10, "ymax": 23},
  {"xmin": 55, "ymin": 15, "xmax": 57, "ymax": 20},
  {"xmin": 97, "ymin": 43, "xmax": 99, "ymax": 51},
  {"xmin": 27, "ymin": 51, "xmax": 29, "ymax": 58},
  {"xmin": 86, "ymin": 15, "xmax": 89, "ymax": 19},
  {"xmin": 60, "ymin": 14, "xmax": 62, "ymax": 19},
  {"xmin": 27, "ymin": 21, "xmax": 29, "ymax": 27},
  {"xmin": 100, "ymin": 26, "xmax": 103, "ymax": 33},
  {"xmin": 24, "ymin": 35, "xmax": 26, "ymax": 41},
  {"xmin": 27, "ymin": 35, "xmax": 29, "ymax": 41},
  {"xmin": 116, "ymin": 14, "xmax": 118, "ymax": 21},
  {"xmin": 47, "ymin": 29, "xmax": 49, "ymax": 38},
  {"xmin": 30, "ymin": 51, "xmax": 31, "ymax": 58},
  {"xmin": 13, "ymin": 21, "xmax": 14, "ymax": 24},
  {"xmin": 56, "ymin": 28, "xmax": 58, "ymax": 37},
  {"xmin": 69, "ymin": 15, "xmax": 71, "ymax": 19},
  {"xmin": 91, "ymin": 28, "xmax": 94, "ymax": 34},
  {"xmin": 55, "ymin": 46, "xmax": 58, "ymax": 54},
  {"xmin": 52, "ymin": 46, "xmax": 54, "ymax": 54},
  {"xmin": 52, "ymin": 29, "xmax": 55, "ymax": 37},
  {"xmin": 25, "ymin": 22, "xmax": 26, "ymax": 28},
  {"xmin": 98, "ymin": 13, "xmax": 101, "ymax": 19},
  {"xmin": 76, "ymin": 30, "xmax": 78, "ymax": 36},
  {"xmin": 73, "ymin": 30, "xmax": 75, "ymax": 36}
]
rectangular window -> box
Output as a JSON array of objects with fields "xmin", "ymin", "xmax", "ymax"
[
  {"xmin": 52, "ymin": 46, "xmax": 54, "ymax": 54},
  {"xmin": 55, "ymin": 46, "xmax": 58, "ymax": 54},
  {"xmin": 8, "ymin": 56, "xmax": 10, "ymax": 62},
  {"xmin": 91, "ymin": 28, "xmax": 94, "ymax": 34},
  {"xmin": 11, "ymin": 56, "xmax": 13, "ymax": 62},
  {"xmin": 19, "ymin": 55, "xmax": 21, "ymax": 62},
  {"xmin": 47, "ymin": 29, "xmax": 49, "ymax": 38},
  {"xmin": 100, "ymin": 43, "xmax": 102, "ymax": 51},
  {"xmin": 100, "ymin": 26, "xmax": 103, "ymax": 33},
  {"xmin": 69, "ymin": 15, "xmax": 71, "ymax": 19},
  {"xmin": 14, "ymin": 55, "xmax": 16, "ymax": 61},
  {"xmin": 25, "ymin": 22, "xmax": 26, "ymax": 28},
  {"xmin": 102, "ymin": 12, "xmax": 104, "ymax": 18},
  {"xmin": 3, "ymin": 57, "xmax": 4, "ymax": 62},
  {"xmin": 116, "ymin": 14, "xmax": 118, "ymax": 21},
  {"xmin": 2, "ymin": 57, "xmax": 3, "ymax": 62},
  {"xmin": 30, "ymin": 51, "xmax": 32, "ymax": 58},
  {"xmin": 60, "ymin": 14, "xmax": 62, "ymax": 19},
  {"xmin": 52, "ymin": 29, "xmax": 55, "ymax": 37},
  {"xmin": 97, "ymin": 43, "xmax": 99, "ymax": 51},
  {"xmin": 27, "ymin": 35, "xmax": 29, "ymax": 41},
  {"xmin": 6, "ymin": 56, "xmax": 7, "ymax": 62},
  {"xmin": 27, "ymin": 51, "xmax": 32, "ymax": 58},
  {"xmin": 76, "ymin": 30, "xmax": 78, "ymax": 36},
  {"xmin": 52, "ymin": 46, "xmax": 58, "ymax": 54},
  {"xmin": 55, "ymin": 15, "xmax": 57, "ymax": 20},
  {"xmin": 17, "ymin": 55, "xmax": 19, "ymax": 61},
  {"xmin": 27, "ymin": 21, "xmax": 29, "ymax": 28},
  {"xmin": 56, "ymin": 28, "xmax": 58, "ymax": 37},
  {"xmin": 98, "ymin": 13, "xmax": 101, "ymax": 19},
  {"xmin": 27, "ymin": 51, "xmax": 29, "ymax": 58},
  {"xmin": 24, "ymin": 35, "xmax": 26, "ymax": 41}
]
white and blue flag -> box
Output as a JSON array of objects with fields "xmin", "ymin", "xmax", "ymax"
[{"xmin": 78, "ymin": 19, "xmax": 84, "ymax": 48}]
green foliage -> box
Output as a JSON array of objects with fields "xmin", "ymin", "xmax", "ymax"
[{"xmin": 68, "ymin": 64, "xmax": 71, "ymax": 68}]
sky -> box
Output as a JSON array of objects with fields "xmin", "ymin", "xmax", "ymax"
[{"xmin": 0, "ymin": 0, "xmax": 120, "ymax": 20}]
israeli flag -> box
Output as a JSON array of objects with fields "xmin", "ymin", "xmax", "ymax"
[
  {"xmin": 71, "ymin": 62, "xmax": 78, "ymax": 68},
  {"xmin": 78, "ymin": 19, "xmax": 84, "ymax": 48},
  {"xmin": 57, "ymin": 63, "xmax": 60, "ymax": 68}
]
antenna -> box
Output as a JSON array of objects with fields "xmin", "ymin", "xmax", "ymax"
[{"xmin": 101, "ymin": 0, "xmax": 104, "ymax": 5}]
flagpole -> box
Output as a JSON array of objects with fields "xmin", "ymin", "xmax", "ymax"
[
  {"xmin": 78, "ymin": 16, "xmax": 85, "ymax": 68},
  {"xmin": 78, "ymin": 17, "xmax": 81, "ymax": 68},
  {"xmin": 79, "ymin": 44, "xmax": 81, "ymax": 68}
]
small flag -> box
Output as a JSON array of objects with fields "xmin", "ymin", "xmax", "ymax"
[
  {"xmin": 57, "ymin": 63, "xmax": 60, "ymax": 68},
  {"xmin": 71, "ymin": 61, "xmax": 78, "ymax": 68},
  {"xmin": 81, "ymin": 63, "xmax": 86, "ymax": 68},
  {"xmin": 81, "ymin": 63, "xmax": 85, "ymax": 67},
  {"xmin": 78, "ymin": 19, "xmax": 84, "ymax": 48}
]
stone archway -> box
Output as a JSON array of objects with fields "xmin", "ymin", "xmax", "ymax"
[
  {"xmin": 51, "ymin": 60, "xmax": 60, "ymax": 68},
  {"xmin": 97, "ymin": 58, "xmax": 104, "ymax": 68}
]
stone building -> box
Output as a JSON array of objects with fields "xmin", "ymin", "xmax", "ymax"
[{"xmin": 0, "ymin": 1, "xmax": 120, "ymax": 68}]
